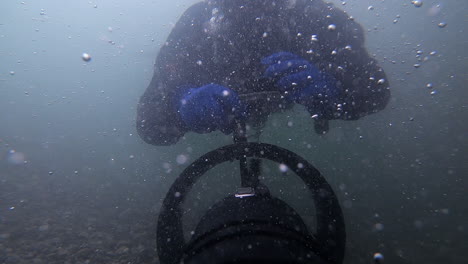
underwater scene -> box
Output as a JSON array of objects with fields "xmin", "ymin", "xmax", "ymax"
[{"xmin": 1, "ymin": 0, "xmax": 467, "ymax": 263}]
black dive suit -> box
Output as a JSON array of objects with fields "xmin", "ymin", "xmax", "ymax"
[{"xmin": 137, "ymin": 0, "xmax": 390, "ymax": 146}]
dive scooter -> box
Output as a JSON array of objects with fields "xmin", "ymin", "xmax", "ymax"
[{"xmin": 156, "ymin": 91, "xmax": 346, "ymax": 264}]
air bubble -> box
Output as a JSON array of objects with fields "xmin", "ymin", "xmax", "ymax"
[
  {"xmin": 82, "ymin": 53, "xmax": 91, "ymax": 62},
  {"xmin": 373, "ymin": 253, "xmax": 384, "ymax": 262},
  {"xmin": 412, "ymin": 1, "xmax": 423, "ymax": 7},
  {"xmin": 279, "ymin": 164, "xmax": 288, "ymax": 172},
  {"xmin": 437, "ymin": 22, "xmax": 447, "ymax": 28}
]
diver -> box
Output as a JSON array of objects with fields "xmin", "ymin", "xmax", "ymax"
[
  {"xmin": 138, "ymin": 2, "xmax": 390, "ymax": 263},
  {"xmin": 136, "ymin": 0, "xmax": 390, "ymax": 145}
]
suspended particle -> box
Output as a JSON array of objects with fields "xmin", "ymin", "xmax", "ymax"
[
  {"xmin": 345, "ymin": 45, "xmax": 352, "ymax": 50},
  {"xmin": 81, "ymin": 53, "xmax": 91, "ymax": 62},
  {"xmin": 413, "ymin": 63, "xmax": 421, "ymax": 68},
  {"xmin": 9, "ymin": 71, "xmax": 15, "ymax": 75},
  {"xmin": 437, "ymin": 22, "xmax": 447, "ymax": 28},
  {"xmin": 374, "ymin": 223, "xmax": 384, "ymax": 231},
  {"xmin": 176, "ymin": 154, "xmax": 188, "ymax": 165},
  {"xmin": 327, "ymin": 24, "xmax": 336, "ymax": 31},
  {"xmin": 7, "ymin": 150, "xmax": 25, "ymax": 165},
  {"xmin": 48, "ymin": 171, "xmax": 54, "ymax": 175},
  {"xmin": 414, "ymin": 219, "xmax": 424, "ymax": 229},
  {"xmin": 311, "ymin": 34, "xmax": 318, "ymax": 42},
  {"xmin": 412, "ymin": 1, "xmax": 423, "ymax": 7},
  {"xmin": 440, "ymin": 208, "xmax": 449, "ymax": 214},
  {"xmin": 377, "ymin": 79, "xmax": 386, "ymax": 85},
  {"xmin": 367, "ymin": 6, "xmax": 374, "ymax": 11},
  {"xmin": 429, "ymin": 51, "xmax": 437, "ymax": 55},
  {"xmin": 426, "ymin": 83, "xmax": 433, "ymax": 89},
  {"xmin": 38, "ymin": 224, "xmax": 49, "ymax": 231},
  {"xmin": 430, "ymin": 90, "xmax": 437, "ymax": 95}
]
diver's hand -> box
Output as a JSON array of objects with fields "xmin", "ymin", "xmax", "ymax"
[
  {"xmin": 261, "ymin": 52, "xmax": 339, "ymax": 106},
  {"xmin": 177, "ymin": 84, "xmax": 246, "ymax": 134}
]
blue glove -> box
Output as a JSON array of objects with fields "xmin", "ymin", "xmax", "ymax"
[
  {"xmin": 176, "ymin": 84, "xmax": 246, "ymax": 134},
  {"xmin": 261, "ymin": 52, "xmax": 339, "ymax": 106}
]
